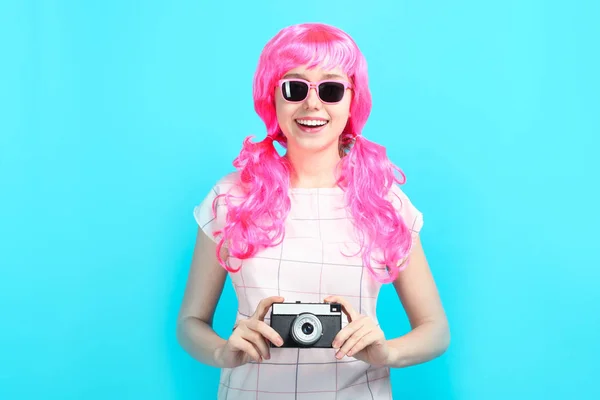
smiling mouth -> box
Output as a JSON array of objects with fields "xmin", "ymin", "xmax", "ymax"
[
  {"xmin": 295, "ymin": 119, "xmax": 329, "ymax": 127},
  {"xmin": 294, "ymin": 119, "xmax": 329, "ymax": 134}
]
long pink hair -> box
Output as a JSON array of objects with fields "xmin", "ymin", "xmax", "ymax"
[{"xmin": 213, "ymin": 23, "xmax": 413, "ymax": 283}]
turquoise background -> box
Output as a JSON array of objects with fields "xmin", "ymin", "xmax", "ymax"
[{"xmin": 1, "ymin": 1, "xmax": 598, "ymax": 399}]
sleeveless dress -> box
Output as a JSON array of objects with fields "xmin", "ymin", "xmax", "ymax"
[{"xmin": 193, "ymin": 172, "xmax": 423, "ymax": 400}]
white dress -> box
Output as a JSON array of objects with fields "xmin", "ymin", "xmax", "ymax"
[{"xmin": 194, "ymin": 172, "xmax": 424, "ymax": 399}]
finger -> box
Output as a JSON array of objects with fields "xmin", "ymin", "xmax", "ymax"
[
  {"xmin": 336, "ymin": 325, "xmax": 372, "ymax": 359},
  {"xmin": 248, "ymin": 319, "xmax": 284, "ymax": 347},
  {"xmin": 239, "ymin": 326, "xmax": 271, "ymax": 360},
  {"xmin": 331, "ymin": 317, "xmax": 367, "ymax": 349},
  {"xmin": 347, "ymin": 331, "xmax": 381, "ymax": 358},
  {"xmin": 324, "ymin": 295, "xmax": 359, "ymax": 322},
  {"xmin": 230, "ymin": 336, "xmax": 262, "ymax": 363},
  {"xmin": 253, "ymin": 296, "xmax": 285, "ymax": 321}
]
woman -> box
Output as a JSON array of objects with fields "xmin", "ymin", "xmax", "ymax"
[{"xmin": 177, "ymin": 22, "xmax": 450, "ymax": 399}]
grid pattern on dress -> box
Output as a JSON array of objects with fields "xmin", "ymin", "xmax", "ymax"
[{"xmin": 194, "ymin": 172, "xmax": 423, "ymax": 400}]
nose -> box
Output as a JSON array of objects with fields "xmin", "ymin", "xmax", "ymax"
[{"xmin": 304, "ymin": 87, "xmax": 322, "ymax": 110}]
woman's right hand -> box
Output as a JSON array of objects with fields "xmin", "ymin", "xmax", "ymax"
[{"xmin": 214, "ymin": 296, "xmax": 285, "ymax": 368}]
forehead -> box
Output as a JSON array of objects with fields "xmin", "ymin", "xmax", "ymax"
[{"xmin": 282, "ymin": 65, "xmax": 348, "ymax": 81}]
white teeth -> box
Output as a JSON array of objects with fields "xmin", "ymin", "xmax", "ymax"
[{"xmin": 296, "ymin": 119, "xmax": 328, "ymax": 126}]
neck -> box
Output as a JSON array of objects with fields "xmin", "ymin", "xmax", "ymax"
[{"xmin": 285, "ymin": 145, "xmax": 342, "ymax": 189}]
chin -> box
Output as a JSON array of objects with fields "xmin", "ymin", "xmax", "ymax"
[{"xmin": 293, "ymin": 138, "xmax": 338, "ymax": 153}]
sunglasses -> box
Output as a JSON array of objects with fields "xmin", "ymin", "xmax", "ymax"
[{"xmin": 278, "ymin": 78, "xmax": 352, "ymax": 104}]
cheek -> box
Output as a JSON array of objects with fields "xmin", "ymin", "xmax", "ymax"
[
  {"xmin": 276, "ymin": 104, "xmax": 294, "ymax": 125},
  {"xmin": 274, "ymin": 98, "xmax": 285, "ymax": 119},
  {"xmin": 328, "ymin": 95, "xmax": 351, "ymax": 121},
  {"xmin": 329, "ymin": 106, "xmax": 351, "ymax": 126},
  {"xmin": 277, "ymin": 98, "xmax": 303, "ymax": 120},
  {"xmin": 275, "ymin": 102, "xmax": 299, "ymax": 136}
]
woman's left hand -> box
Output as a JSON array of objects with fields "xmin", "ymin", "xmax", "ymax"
[{"xmin": 324, "ymin": 295, "xmax": 394, "ymax": 368}]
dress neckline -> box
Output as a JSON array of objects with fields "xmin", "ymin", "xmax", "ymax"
[{"xmin": 288, "ymin": 186, "xmax": 344, "ymax": 194}]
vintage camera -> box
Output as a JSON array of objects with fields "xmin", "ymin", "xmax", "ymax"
[{"xmin": 270, "ymin": 301, "xmax": 342, "ymax": 348}]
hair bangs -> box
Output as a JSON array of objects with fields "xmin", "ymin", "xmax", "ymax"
[{"xmin": 274, "ymin": 31, "xmax": 358, "ymax": 81}]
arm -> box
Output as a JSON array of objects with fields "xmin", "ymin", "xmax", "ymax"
[
  {"xmin": 385, "ymin": 236, "xmax": 450, "ymax": 368},
  {"xmin": 176, "ymin": 226, "xmax": 229, "ymax": 367},
  {"xmin": 177, "ymin": 226, "xmax": 287, "ymax": 369},
  {"xmin": 324, "ymin": 235, "xmax": 449, "ymax": 368}
]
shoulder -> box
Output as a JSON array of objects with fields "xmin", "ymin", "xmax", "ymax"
[
  {"xmin": 212, "ymin": 171, "xmax": 241, "ymax": 194},
  {"xmin": 387, "ymin": 183, "xmax": 413, "ymax": 209},
  {"xmin": 387, "ymin": 183, "xmax": 424, "ymax": 235},
  {"xmin": 204, "ymin": 171, "xmax": 251, "ymax": 202},
  {"xmin": 193, "ymin": 171, "xmax": 243, "ymax": 242}
]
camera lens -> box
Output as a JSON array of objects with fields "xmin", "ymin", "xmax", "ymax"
[
  {"xmin": 291, "ymin": 313, "xmax": 323, "ymax": 346},
  {"xmin": 301, "ymin": 322, "xmax": 314, "ymax": 335}
]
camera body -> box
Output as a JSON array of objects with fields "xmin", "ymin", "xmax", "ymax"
[{"xmin": 270, "ymin": 301, "xmax": 342, "ymax": 348}]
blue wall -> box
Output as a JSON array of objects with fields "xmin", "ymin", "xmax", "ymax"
[{"xmin": 1, "ymin": 1, "xmax": 598, "ymax": 399}]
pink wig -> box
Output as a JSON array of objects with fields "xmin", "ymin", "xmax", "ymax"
[{"xmin": 213, "ymin": 23, "xmax": 413, "ymax": 283}]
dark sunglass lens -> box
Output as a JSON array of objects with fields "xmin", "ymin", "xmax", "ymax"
[
  {"xmin": 282, "ymin": 81, "xmax": 309, "ymax": 101},
  {"xmin": 319, "ymin": 82, "xmax": 345, "ymax": 103}
]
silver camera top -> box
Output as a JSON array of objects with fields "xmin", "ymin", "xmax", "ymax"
[{"xmin": 271, "ymin": 302, "xmax": 342, "ymax": 316}]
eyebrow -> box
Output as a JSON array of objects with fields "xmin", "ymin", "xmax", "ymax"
[{"xmin": 282, "ymin": 72, "xmax": 346, "ymax": 80}]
